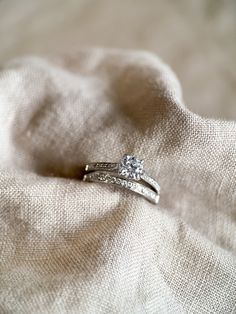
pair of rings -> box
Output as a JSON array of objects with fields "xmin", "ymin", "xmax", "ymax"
[{"xmin": 83, "ymin": 154, "xmax": 160, "ymax": 204}]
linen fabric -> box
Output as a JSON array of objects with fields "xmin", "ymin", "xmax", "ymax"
[{"xmin": 0, "ymin": 49, "xmax": 235, "ymax": 313}]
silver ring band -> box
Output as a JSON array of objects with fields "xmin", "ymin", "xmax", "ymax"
[
  {"xmin": 82, "ymin": 155, "xmax": 160, "ymax": 205},
  {"xmin": 84, "ymin": 162, "xmax": 160, "ymax": 195},
  {"xmin": 83, "ymin": 171, "xmax": 160, "ymax": 204}
]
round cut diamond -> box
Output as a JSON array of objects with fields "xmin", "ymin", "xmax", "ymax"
[{"xmin": 118, "ymin": 154, "xmax": 144, "ymax": 180}]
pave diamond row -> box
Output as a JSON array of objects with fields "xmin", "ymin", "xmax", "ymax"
[
  {"xmin": 85, "ymin": 162, "xmax": 118, "ymax": 172},
  {"xmin": 85, "ymin": 171, "xmax": 134, "ymax": 188},
  {"xmin": 83, "ymin": 171, "xmax": 159, "ymax": 204}
]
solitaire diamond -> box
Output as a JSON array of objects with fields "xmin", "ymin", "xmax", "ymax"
[{"xmin": 118, "ymin": 154, "xmax": 144, "ymax": 180}]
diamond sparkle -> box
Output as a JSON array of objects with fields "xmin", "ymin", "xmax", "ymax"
[{"xmin": 118, "ymin": 154, "xmax": 144, "ymax": 181}]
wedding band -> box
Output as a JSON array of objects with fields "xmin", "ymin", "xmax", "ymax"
[{"xmin": 83, "ymin": 154, "xmax": 160, "ymax": 204}]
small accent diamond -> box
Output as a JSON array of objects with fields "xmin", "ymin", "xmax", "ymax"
[{"xmin": 118, "ymin": 154, "xmax": 144, "ymax": 181}]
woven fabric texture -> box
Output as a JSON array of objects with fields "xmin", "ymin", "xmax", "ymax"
[{"xmin": 0, "ymin": 49, "xmax": 236, "ymax": 314}]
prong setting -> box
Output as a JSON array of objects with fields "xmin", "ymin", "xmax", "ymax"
[{"xmin": 118, "ymin": 154, "xmax": 144, "ymax": 181}]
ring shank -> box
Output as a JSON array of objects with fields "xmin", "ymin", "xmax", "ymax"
[
  {"xmin": 85, "ymin": 163, "xmax": 160, "ymax": 193},
  {"xmin": 83, "ymin": 171, "xmax": 159, "ymax": 204},
  {"xmin": 84, "ymin": 162, "xmax": 160, "ymax": 204}
]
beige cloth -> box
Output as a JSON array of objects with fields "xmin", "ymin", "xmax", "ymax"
[
  {"xmin": 0, "ymin": 49, "xmax": 236, "ymax": 313},
  {"xmin": 1, "ymin": 0, "xmax": 236, "ymax": 120}
]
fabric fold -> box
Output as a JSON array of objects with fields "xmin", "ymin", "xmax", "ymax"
[{"xmin": 0, "ymin": 49, "xmax": 235, "ymax": 313}]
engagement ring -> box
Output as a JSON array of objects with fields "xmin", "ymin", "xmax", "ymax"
[{"xmin": 83, "ymin": 154, "xmax": 160, "ymax": 204}]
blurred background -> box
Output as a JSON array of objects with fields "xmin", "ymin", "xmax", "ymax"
[{"xmin": 0, "ymin": 0, "xmax": 235, "ymax": 120}]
